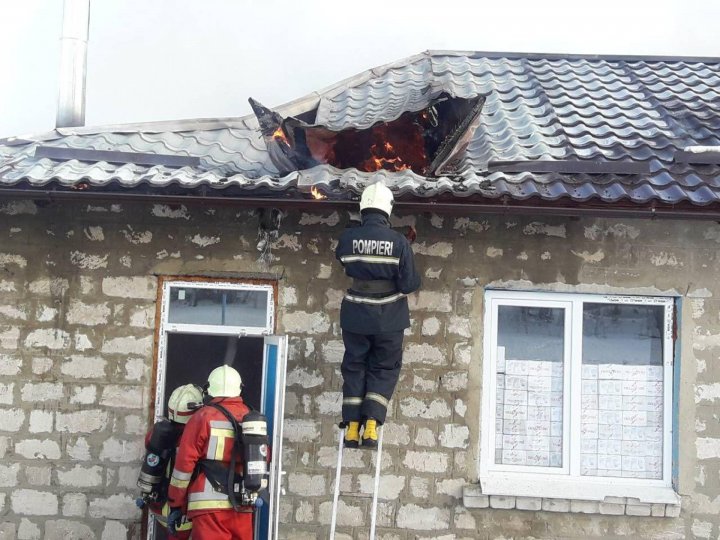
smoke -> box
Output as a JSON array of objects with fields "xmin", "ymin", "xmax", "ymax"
[{"xmin": 223, "ymin": 335, "xmax": 238, "ymax": 365}]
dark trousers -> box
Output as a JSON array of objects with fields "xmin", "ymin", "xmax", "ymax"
[{"xmin": 341, "ymin": 330, "xmax": 404, "ymax": 424}]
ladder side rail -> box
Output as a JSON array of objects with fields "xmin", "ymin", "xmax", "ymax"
[
  {"xmin": 329, "ymin": 426, "xmax": 345, "ymax": 540},
  {"xmin": 369, "ymin": 426, "xmax": 384, "ymax": 540}
]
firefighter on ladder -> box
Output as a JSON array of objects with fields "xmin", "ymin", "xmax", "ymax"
[
  {"xmin": 167, "ymin": 366, "xmax": 254, "ymax": 540},
  {"xmin": 335, "ymin": 181, "xmax": 421, "ymax": 447},
  {"xmin": 137, "ymin": 384, "xmax": 204, "ymax": 539}
]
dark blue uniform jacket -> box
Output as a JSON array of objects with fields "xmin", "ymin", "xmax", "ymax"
[{"xmin": 335, "ymin": 212, "xmax": 421, "ymax": 334}]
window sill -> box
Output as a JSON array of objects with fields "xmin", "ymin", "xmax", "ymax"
[{"xmin": 464, "ymin": 477, "xmax": 681, "ymax": 517}]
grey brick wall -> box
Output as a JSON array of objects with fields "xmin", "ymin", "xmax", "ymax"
[{"xmin": 0, "ymin": 199, "xmax": 718, "ymax": 539}]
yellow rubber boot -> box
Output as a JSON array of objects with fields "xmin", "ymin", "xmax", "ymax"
[
  {"xmin": 344, "ymin": 421, "xmax": 360, "ymax": 448},
  {"xmin": 362, "ymin": 419, "xmax": 378, "ymax": 448}
]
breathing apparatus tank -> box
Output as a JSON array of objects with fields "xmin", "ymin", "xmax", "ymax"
[
  {"xmin": 136, "ymin": 384, "xmax": 203, "ymax": 506},
  {"xmin": 241, "ymin": 411, "xmax": 269, "ymax": 503},
  {"xmin": 137, "ymin": 419, "xmax": 177, "ymax": 502}
]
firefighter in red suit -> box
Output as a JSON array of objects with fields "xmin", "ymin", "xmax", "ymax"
[
  {"xmin": 167, "ymin": 365, "xmax": 253, "ymax": 540},
  {"xmin": 141, "ymin": 384, "xmax": 203, "ymax": 539}
]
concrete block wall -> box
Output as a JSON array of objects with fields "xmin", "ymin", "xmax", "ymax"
[
  {"xmin": 276, "ymin": 212, "xmax": 720, "ymax": 540},
  {"xmin": 0, "ymin": 202, "xmax": 164, "ymax": 539},
  {"xmin": 1, "ymin": 199, "xmax": 720, "ymax": 539}
]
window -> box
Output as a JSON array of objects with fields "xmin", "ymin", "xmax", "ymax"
[
  {"xmin": 480, "ymin": 290, "xmax": 676, "ymax": 503},
  {"xmin": 165, "ymin": 282, "xmax": 273, "ymax": 334}
]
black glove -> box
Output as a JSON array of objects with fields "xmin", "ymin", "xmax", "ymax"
[{"xmin": 167, "ymin": 507, "xmax": 184, "ymax": 535}]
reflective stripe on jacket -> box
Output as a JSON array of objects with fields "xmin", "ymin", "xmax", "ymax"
[
  {"xmin": 168, "ymin": 397, "xmax": 251, "ymax": 517},
  {"xmin": 335, "ymin": 212, "xmax": 421, "ymax": 334}
]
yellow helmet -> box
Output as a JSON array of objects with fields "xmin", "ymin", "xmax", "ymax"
[
  {"xmin": 360, "ymin": 182, "xmax": 394, "ymax": 217},
  {"xmin": 167, "ymin": 384, "xmax": 203, "ymax": 424},
  {"xmin": 207, "ymin": 365, "xmax": 242, "ymax": 398}
]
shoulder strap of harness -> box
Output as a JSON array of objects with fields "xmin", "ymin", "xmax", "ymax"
[{"xmin": 205, "ymin": 402, "xmax": 243, "ymax": 511}]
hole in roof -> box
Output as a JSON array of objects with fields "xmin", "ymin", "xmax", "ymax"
[{"xmin": 249, "ymin": 93, "xmax": 486, "ymax": 177}]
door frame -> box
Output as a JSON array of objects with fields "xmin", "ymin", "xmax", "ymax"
[{"xmin": 146, "ymin": 275, "xmax": 282, "ymax": 540}]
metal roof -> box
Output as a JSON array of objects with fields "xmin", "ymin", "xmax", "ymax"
[{"xmin": 1, "ymin": 50, "xmax": 719, "ymax": 212}]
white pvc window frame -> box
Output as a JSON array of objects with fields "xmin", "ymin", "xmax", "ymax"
[
  {"xmin": 163, "ymin": 280, "xmax": 274, "ymax": 336},
  {"xmin": 480, "ymin": 290, "xmax": 678, "ymax": 504},
  {"xmin": 153, "ymin": 279, "xmax": 274, "ymax": 423}
]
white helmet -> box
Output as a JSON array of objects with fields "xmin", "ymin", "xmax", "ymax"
[
  {"xmin": 360, "ymin": 182, "xmax": 394, "ymax": 217},
  {"xmin": 207, "ymin": 365, "xmax": 242, "ymax": 398},
  {"xmin": 167, "ymin": 384, "xmax": 204, "ymax": 424}
]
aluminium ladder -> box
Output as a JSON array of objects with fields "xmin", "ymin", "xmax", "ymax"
[{"xmin": 329, "ymin": 423, "xmax": 385, "ymax": 540}]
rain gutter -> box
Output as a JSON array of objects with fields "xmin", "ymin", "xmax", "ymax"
[{"xmin": 1, "ymin": 187, "xmax": 719, "ymax": 221}]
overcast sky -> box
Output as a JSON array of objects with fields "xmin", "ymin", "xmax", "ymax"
[{"xmin": 1, "ymin": 0, "xmax": 719, "ymax": 139}]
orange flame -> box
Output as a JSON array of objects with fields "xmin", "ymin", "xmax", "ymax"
[
  {"xmin": 364, "ymin": 140, "xmax": 411, "ymax": 172},
  {"xmin": 310, "ymin": 186, "xmax": 327, "ymax": 200},
  {"xmin": 361, "ymin": 135, "xmax": 413, "ymax": 172},
  {"xmin": 273, "ymin": 126, "xmax": 289, "ymax": 146}
]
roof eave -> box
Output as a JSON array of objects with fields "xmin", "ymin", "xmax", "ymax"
[{"xmin": 1, "ymin": 186, "xmax": 719, "ymax": 221}]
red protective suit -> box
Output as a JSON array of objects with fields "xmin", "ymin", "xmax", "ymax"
[
  {"xmin": 168, "ymin": 397, "xmax": 253, "ymax": 540},
  {"xmin": 191, "ymin": 512, "xmax": 254, "ymax": 540}
]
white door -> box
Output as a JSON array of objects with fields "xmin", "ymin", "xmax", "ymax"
[{"xmin": 257, "ymin": 335, "xmax": 288, "ymax": 540}]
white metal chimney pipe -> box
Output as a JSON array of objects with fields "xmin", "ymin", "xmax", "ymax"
[{"xmin": 56, "ymin": 0, "xmax": 90, "ymax": 128}]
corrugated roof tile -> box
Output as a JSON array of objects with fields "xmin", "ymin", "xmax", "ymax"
[{"xmin": 1, "ymin": 51, "xmax": 719, "ymax": 208}]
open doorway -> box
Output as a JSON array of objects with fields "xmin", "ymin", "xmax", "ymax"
[
  {"xmin": 148, "ymin": 278, "xmax": 287, "ymax": 540},
  {"xmin": 163, "ymin": 334, "xmax": 264, "ymax": 412}
]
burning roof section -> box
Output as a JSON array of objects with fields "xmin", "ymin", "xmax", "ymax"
[{"xmin": 249, "ymin": 93, "xmax": 485, "ymax": 177}]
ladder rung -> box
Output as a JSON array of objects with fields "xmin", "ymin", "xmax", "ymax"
[{"xmin": 339, "ymin": 491, "xmax": 373, "ymax": 499}]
